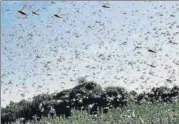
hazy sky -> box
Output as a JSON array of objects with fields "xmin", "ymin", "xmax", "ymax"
[{"xmin": 1, "ymin": 1, "xmax": 179, "ymax": 107}]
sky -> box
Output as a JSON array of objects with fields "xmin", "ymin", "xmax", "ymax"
[{"xmin": 1, "ymin": 1, "xmax": 179, "ymax": 107}]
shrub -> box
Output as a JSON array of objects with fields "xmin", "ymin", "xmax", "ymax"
[
  {"xmin": 73, "ymin": 81, "xmax": 103, "ymax": 94},
  {"xmin": 54, "ymin": 89, "xmax": 72, "ymax": 100},
  {"xmin": 105, "ymin": 86, "xmax": 128, "ymax": 97}
]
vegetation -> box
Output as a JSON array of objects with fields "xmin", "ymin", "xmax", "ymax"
[
  {"xmin": 44, "ymin": 103, "xmax": 179, "ymax": 124},
  {"xmin": 11, "ymin": 101, "xmax": 179, "ymax": 124},
  {"xmin": 1, "ymin": 79, "xmax": 179, "ymax": 124}
]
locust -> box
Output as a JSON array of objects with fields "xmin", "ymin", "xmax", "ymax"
[
  {"xmin": 54, "ymin": 9, "xmax": 62, "ymax": 18},
  {"xmin": 32, "ymin": 9, "xmax": 40, "ymax": 16},
  {"xmin": 18, "ymin": 5, "xmax": 28, "ymax": 17}
]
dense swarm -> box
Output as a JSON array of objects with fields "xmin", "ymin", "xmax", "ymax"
[{"xmin": 2, "ymin": 2, "xmax": 179, "ymax": 124}]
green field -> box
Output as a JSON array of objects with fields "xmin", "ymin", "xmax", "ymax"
[{"xmin": 37, "ymin": 101, "xmax": 179, "ymax": 124}]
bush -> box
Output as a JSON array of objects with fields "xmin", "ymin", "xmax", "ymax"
[
  {"xmin": 105, "ymin": 86, "xmax": 128, "ymax": 97},
  {"xmin": 73, "ymin": 81, "xmax": 103, "ymax": 94},
  {"xmin": 54, "ymin": 89, "xmax": 72, "ymax": 100},
  {"xmin": 77, "ymin": 77, "xmax": 87, "ymax": 85}
]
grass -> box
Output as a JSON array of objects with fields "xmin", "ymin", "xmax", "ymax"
[{"xmin": 34, "ymin": 101, "xmax": 179, "ymax": 124}]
